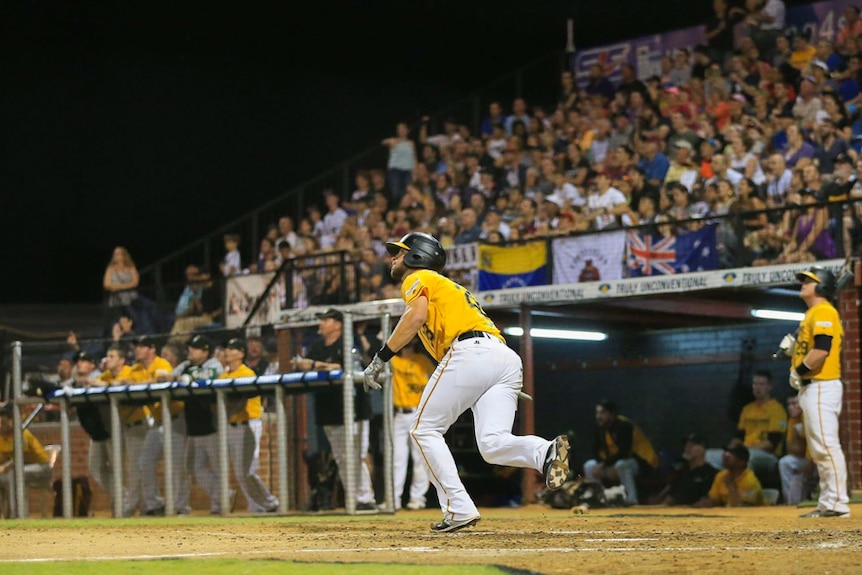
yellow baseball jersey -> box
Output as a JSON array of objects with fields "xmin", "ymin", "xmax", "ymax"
[
  {"xmin": 99, "ymin": 366, "xmax": 149, "ymax": 424},
  {"xmin": 128, "ymin": 356, "xmax": 183, "ymax": 423},
  {"xmin": 599, "ymin": 415, "xmax": 660, "ymax": 469},
  {"xmin": 737, "ymin": 399, "xmax": 787, "ymax": 453},
  {"xmin": 0, "ymin": 429, "xmax": 50, "ymax": 465},
  {"xmin": 391, "ymin": 353, "xmax": 435, "ymax": 409},
  {"xmin": 400, "ymin": 269, "xmax": 502, "ymax": 362},
  {"xmin": 786, "ymin": 414, "xmax": 811, "ymax": 459},
  {"xmin": 224, "ymin": 364, "xmax": 262, "ymax": 423},
  {"xmin": 793, "ymin": 301, "xmax": 843, "ymax": 380},
  {"xmin": 708, "ymin": 468, "xmax": 764, "ymax": 506}
]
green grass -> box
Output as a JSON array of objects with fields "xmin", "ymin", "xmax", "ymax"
[{"xmin": 1, "ymin": 559, "xmax": 514, "ymax": 575}]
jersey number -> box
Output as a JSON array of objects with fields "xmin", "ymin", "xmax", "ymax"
[{"xmin": 456, "ymin": 284, "xmax": 490, "ymax": 319}]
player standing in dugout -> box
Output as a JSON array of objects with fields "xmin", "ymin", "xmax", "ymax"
[{"xmin": 362, "ymin": 232, "xmax": 570, "ymax": 533}]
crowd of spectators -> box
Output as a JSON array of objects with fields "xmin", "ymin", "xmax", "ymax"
[{"xmin": 198, "ymin": 1, "xmax": 862, "ymax": 314}]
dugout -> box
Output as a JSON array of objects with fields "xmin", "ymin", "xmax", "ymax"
[{"xmin": 276, "ymin": 257, "xmax": 861, "ymax": 506}]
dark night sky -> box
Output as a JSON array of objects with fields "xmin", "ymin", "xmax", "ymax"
[{"xmin": 0, "ymin": 0, "xmax": 804, "ymax": 304}]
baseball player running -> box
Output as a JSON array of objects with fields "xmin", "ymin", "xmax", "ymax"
[
  {"xmin": 788, "ymin": 266, "xmax": 850, "ymax": 518},
  {"xmin": 363, "ymin": 232, "xmax": 570, "ymax": 532},
  {"xmin": 174, "ymin": 335, "xmax": 232, "ymax": 514},
  {"xmin": 391, "ymin": 337, "xmax": 434, "ymax": 510}
]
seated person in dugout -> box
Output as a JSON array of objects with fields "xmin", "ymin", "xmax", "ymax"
[
  {"xmin": 583, "ymin": 399, "xmax": 659, "ymax": 505},
  {"xmin": 0, "ymin": 403, "xmax": 52, "ymax": 517},
  {"xmin": 694, "ymin": 444, "xmax": 764, "ymax": 508},
  {"xmin": 649, "ymin": 433, "xmax": 718, "ymax": 506}
]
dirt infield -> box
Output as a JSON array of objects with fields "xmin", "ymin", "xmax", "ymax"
[{"xmin": 1, "ymin": 504, "xmax": 861, "ymax": 574}]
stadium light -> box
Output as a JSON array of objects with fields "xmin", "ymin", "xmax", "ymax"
[
  {"xmin": 503, "ymin": 327, "xmax": 607, "ymax": 341},
  {"xmin": 750, "ymin": 309, "xmax": 805, "ymax": 322}
]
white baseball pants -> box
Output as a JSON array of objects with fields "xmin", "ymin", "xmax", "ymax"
[
  {"xmin": 798, "ymin": 379, "xmax": 850, "ymax": 514},
  {"xmin": 227, "ymin": 419, "xmax": 279, "ymax": 512},
  {"xmin": 140, "ymin": 416, "xmax": 191, "ymax": 513},
  {"xmin": 191, "ymin": 433, "xmax": 223, "ymax": 513},
  {"xmin": 394, "ymin": 410, "xmax": 429, "ymax": 509},
  {"xmin": 323, "ymin": 420, "xmax": 376, "ymax": 505},
  {"xmin": 121, "ymin": 423, "xmax": 149, "ymax": 515},
  {"xmin": 778, "ymin": 453, "xmax": 817, "ymax": 505},
  {"xmin": 411, "ymin": 333, "xmax": 552, "ymax": 522}
]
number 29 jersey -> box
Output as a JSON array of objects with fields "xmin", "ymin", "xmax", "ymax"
[{"xmin": 400, "ymin": 269, "xmax": 503, "ymax": 362}]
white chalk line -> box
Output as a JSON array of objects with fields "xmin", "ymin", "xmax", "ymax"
[{"xmin": 0, "ymin": 540, "xmax": 850, "ymax": 563}]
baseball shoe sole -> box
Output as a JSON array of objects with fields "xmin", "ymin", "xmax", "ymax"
[
  {"xmin": 430, "ymin": 516, "xmax": 481, "ymax": 533},
  {"xmin": 800, "ymin": 509, "xmax": 850, "ymax": 518},
  {"xmin": 543, "ymin": 435, "xmax": 570, "ymax": 491}
]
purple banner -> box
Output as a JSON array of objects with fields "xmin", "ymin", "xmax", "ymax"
[{"xmin": 573, "ymin": 0, "xmax": 860, "ymax": 87}]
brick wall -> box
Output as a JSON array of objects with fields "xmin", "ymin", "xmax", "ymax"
[{"xmin": 838, "ymin": 285, "xmax": 861, "ymax": 489}]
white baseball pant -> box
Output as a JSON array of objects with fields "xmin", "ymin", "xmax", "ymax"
[
  {"xmin": 393, "ymin": 410, "xmax": 428, "ymax": 509},
  {"xmin": 323, "ymin": 420, "xmax": 376, "ymax": 505},
  {"xmin": 778, "ymin": 453, "xmax": 818, "ymax": 505},
  {"xmin": 140, "ymin": 416, "xmax": 191, "ymax": 513},
  {"xmin": 88, "ymin": 439, "xmax": 114, "ymax": 496},
  {"xmin": 191, "ymin": 433, "xmax": 223, "ymax": 513},
  {"xmin": 121, "ymin": 422, "xmax": 149, "ymax": 516},
  {"xmin": 798, "ymin": 379, "xmax": 850, "ymax": 514},
  {"xmin": 227, "ymin": 419, "xmax": 279, "ymax": 512},
  {"xmin": 411, "ymin": 333, "xmax": 552, "ymax": 522}
]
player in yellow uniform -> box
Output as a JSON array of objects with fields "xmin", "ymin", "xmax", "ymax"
[
  {"xmin": 0, "ymin": 403, "xmax": 51, "ymax": 517},
  {"xmin": 789, "ymin": 266, "xmax": 850, "ymax": 517},
  {"xmin": 391, "ymin": 337, "xmax": 435, "ymax": 510},
  {"xmin": 696, "ymin": 444, "xmax": 764, "ymax": 507},
  {"xmin": 731, "ymin": 370, "xmax": 787, "ymax": 482},
  {"xmin": 98, "ymin": 345, "xmax": 150, "ymax": 516},
  {"xmin": 362, "ymin": 232, "xmax": 569, "ymax": 532},
  {"xmin": 222, "ymin": 337, "xmax": 279, "ymax": 513},
  {"xmin": 126, "ymin": 335, "xmax": 185, "ymax": 515}
]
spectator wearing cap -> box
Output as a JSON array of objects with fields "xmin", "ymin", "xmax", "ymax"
[
  {"xmin": 74, "ymin": 350, "xmax": 102, "ymax": 386},
  {"xmin": 175, "ymin": 335, "xmax": 230, "ymax": 514},
  {"xmin": 695, "ymin": 444, "xmax": 765, "ymax": 507},
  {"xmin": 637, "ymin": 135, "xmax": 670, "ymax": 188},
  {"xmin": 664, "ymin": 140, "xmax": 699, "ymax": 193},
  {"xmin": 127, "ymin": 335, "xmax": 185, "ymax": 516},
  {"xmin": 0, "ymin": 403, "xmax": 52, "ymax": 517},
  {"xmin": 292, "ymin": 309, "xmax": 377, "ymax": 512},
  {"xmin": 221, "ymin": 337, "xmax": 280, "ymax": 513},
  {"xmin": 649, "ymin": 433, "xmax": 719, "ymax": 506}
]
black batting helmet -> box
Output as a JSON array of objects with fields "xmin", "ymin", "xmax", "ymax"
[
  {"xmin": 796, "ymin": 265, "xmax": 837, "ymax": 298},
  {"xmin": 385, "ymin": 232, "xmax": 447, "ymax": 272}
]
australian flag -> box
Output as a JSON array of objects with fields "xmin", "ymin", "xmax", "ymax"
[{"xmin": 627, "ymin": 225, "xmax": 718, "ymax": 276}]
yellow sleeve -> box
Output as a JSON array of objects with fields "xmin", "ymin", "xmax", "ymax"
[
  {"xmin": 739, "ymin": 470, "xmax": 764, "ymax": 506},
  {"xmin": 767, "ymin": 401, "xmax": 788, "ymax": 434},
  {"xmin": 401, "ymin": 271, "xmax": 431, "ymax": 305},
  {"xmin": 708, "ymin": 471, "xmax": 726, "ymax": 503},
  {"xmin": 24, "ymin": 431, "xmax": 50, "ymax": 465}
]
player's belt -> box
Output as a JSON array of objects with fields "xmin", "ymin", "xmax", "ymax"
[
  {"xmin": 456, "ymin": 330, "xmax": 492, "ymax": 342},
  {"xmin": 801, "ymin": 379, "xmax": 813, "ymax": 387},
  {"xmin": 125, "ymin": 419, "xmax": 146, "ymax": 428},
  {"xmin": 394, "ymin": 407, "xmax": 414, "ymax": 414},
  {"xmin": 229, "ymin": 420, "xmax": 249, "ymax": 427}
]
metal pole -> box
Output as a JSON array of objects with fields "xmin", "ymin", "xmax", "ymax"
[
  {"xmin": 216, "ymin": 389, "xmax": 230, "ymax": 515},
  {"xmin": 519, "ymin": 305, "xmax": 538, "ymax": 503},
  {"xmin": 342, "ymin": 310, "xmax": 356, "ymax": 514},
  {"xmin": 110, "ymin": 396, "xmax": 123, "ymax": 518},
  {"xmin": 11, "ymin": 342, "xmax": 25, "ymax": 518},
  {"xmin": 275, "ymin": 385, "xmax": 289, "ymax": 513},
  {"xmin": 60, "ymin": 398, "xmax": 73, "ymax": 519},
  {"xmin": 381, "ymin": 313, "xmax": 395, "ymax": 514},
  {"xmin": 161, "ymin": 393, "xmax": 175, "ymax": 516}
]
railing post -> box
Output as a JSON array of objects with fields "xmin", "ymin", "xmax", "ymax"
[{"xmin": 11, "ymin": 341, "xmax": 25, "ymax": 517}]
